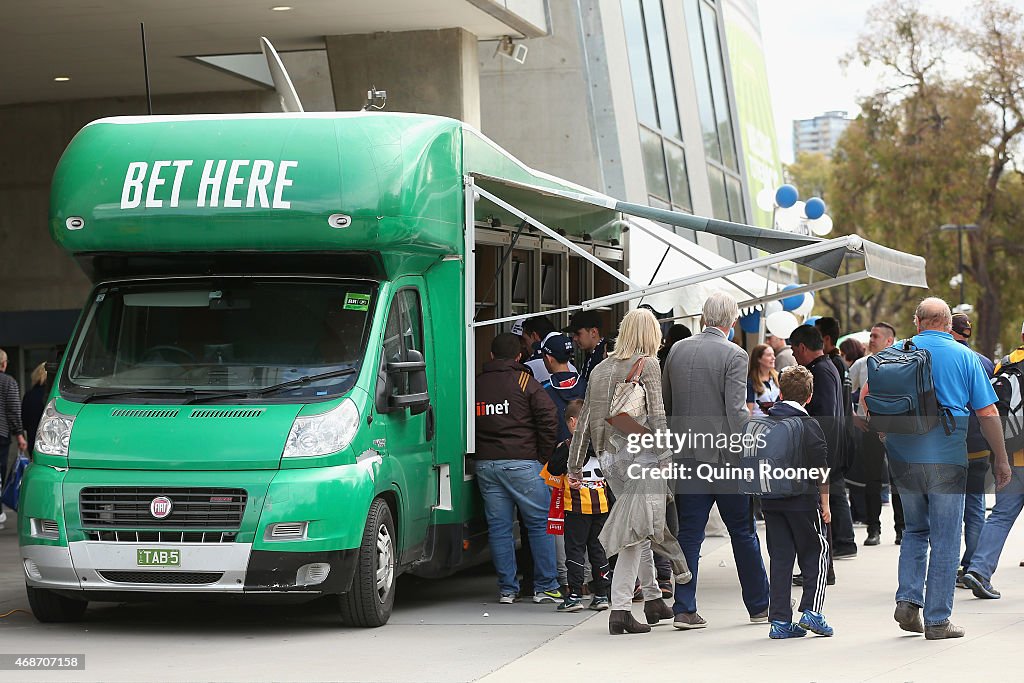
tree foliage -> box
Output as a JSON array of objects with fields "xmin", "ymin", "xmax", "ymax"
[{"xmin": 816, "ymin": 0, "xmax": 1024, "ymax": 356}]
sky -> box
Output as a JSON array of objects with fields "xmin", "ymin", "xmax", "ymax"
[{"xmin": 757, "ymin": 0, "xmax": 1011, "ymax": 164}]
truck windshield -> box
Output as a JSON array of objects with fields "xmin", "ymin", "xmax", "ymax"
[{"xmin": 64, "ymin": 279, "xmax": 376, "ymax": 401}]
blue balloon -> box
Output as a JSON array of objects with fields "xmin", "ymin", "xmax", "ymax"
[
  {"xmin": 775, "ymin": 184, "xmax": 799, "ymax": 209},
  {"xmin": 781, "ymin": 284, "xmax": 805, "ymax": 311},
  {"xmin": 728, "ymin": 326, "xmax": 736, "ymax": 342},
  {"xmin": 805, "ymin": 197, "xmax": 826, "ymax": 220},
  {"xmin": 805, "ymin": 315, "xmax": 821, "ymax": 326},
  {"xmin": 740, "ymin": 311, "xmax": 761, "ymax": 334}
]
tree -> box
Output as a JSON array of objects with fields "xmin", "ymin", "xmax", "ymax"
[{"xmin": 825, "ymin": 0, "xmax": 1024, "ymax": 356}]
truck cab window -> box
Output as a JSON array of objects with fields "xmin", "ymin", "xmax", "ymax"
[{"xmin": 383, "ymin": 288, "xmax": 425, "ymax": 397}]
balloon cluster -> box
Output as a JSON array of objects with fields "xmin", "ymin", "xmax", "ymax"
[
  {"xmin": 755, "ymin": 184, "xmax": 833, "ymax": 237},
  {"xmin": 738, "ymin": 283, "xmax": 817, "ymax": 338}
]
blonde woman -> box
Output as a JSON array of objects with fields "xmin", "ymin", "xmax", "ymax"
[
  {"xmin": 746, "ymin": 344, "xmax": 780, "ymax": 417},
  {"xmin": 568, "ymin": 308, "xmax": 689, "ymax": 635}
]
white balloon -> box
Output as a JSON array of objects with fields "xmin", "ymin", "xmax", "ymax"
[
  {"xmin": 756, "ymin": 188, "xmax": 775, "ymax": 212},
  {"xmin": 764, "ymin": 300, "xmax": 783, "ymax": 316},
  {"xmin": 809, "ymin": 214, "xmax": 834, "ymax": 236},
  {"xmin": 775, "ymin": 206, "xmax": 803, "ymax": 232},
  {"xmin": 766, "ymin": 311, "xmax": 800, "ymax": 339},
  {"xmin": 794, "ymin": 200, "xmax": 806, "ymax": 217},
  {"xmin": 795, "ymin": 292, "xmax": 815, "ymax": 317}
]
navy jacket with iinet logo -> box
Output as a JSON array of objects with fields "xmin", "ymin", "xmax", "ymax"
[
  {"xmin": 474, "ymin": 359, "xmax": 559, "ymax": 462},
  {"xmin": 760, "ymin": 401, "xmax": 829, "ymax": 513}
]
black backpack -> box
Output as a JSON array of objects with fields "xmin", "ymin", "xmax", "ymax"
[
  {"xmin": 739, "ymin": 415, "xmax": 808, "ymax": 499},
  {"xmin": 992, "ymin": 358, "xmax": 1024, "ymax": 454}
]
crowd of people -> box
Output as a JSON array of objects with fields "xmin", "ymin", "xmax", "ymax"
[
  {"xmin": 0, "ymin": 351, "xmax": 47, "ymax": 531},
  {"xmin": 473, "ymin": 292, "xmax": 1022, "ymax": 640}
]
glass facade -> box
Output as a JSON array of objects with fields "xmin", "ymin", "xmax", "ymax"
[{"xmin": 622, "ymin": 0, "xmax": 693, "ymax": 219}]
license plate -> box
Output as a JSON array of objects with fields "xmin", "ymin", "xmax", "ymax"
[{"xmin": 136, "ymin": 549, "xmax": 181, "ymax": 567}]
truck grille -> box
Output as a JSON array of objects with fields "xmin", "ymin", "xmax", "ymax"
[
  {"xmin": 84, "ymin": 530, "xmax": 237, "ymax": 544},
  {"xmin": 79, "ymin": 487, "xmax": 247, "ymax": 529},
  {"xmin": 98, "ymin": 571, "xmax": 224, "ymax": 585}
]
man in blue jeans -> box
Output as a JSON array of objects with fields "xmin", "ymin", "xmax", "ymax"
[
  {"xmin": 474, "ymin": 333, "xmax": 561, "ymax": 604},
  {"xmin": 963, "ymin": 324, "xmax": 1024, "ymax": 600},
  {"xmin": 866, "ymin": 298, "xmax": 1011, "ymax": 640},
  {"xmin": 662, "ymin": 292, "xmax": 770, "ymax": 629}
]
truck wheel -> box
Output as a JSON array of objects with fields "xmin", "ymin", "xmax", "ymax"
[
  {"xmin": 339, "ymin": 498, "xmax": 396, "ymax": 627},
  {"xmin": 26, "ymin": 585, "xmax": 88, "ymax": 623}
]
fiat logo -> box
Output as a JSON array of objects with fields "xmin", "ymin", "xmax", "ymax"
[{"xmin": 150, "ymin": 496, "xmax": 173, "ymax": 519}]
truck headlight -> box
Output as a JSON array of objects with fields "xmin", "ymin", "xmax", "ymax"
[
  {"xmin": 283, "ymin": 398, "xmax": 359, "ymax": 458},
  {"xmin": 36, "ymin": 399, "xmax": 76, "ymax": 456}
]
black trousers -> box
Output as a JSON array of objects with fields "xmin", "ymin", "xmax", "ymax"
[
  {"xmin": 765, "ymin": 509, "xmax": 829, "ymax": 623},
  {"xmin": 861, "ymin": 431, "xmax": 887, "ymax": 534},
  {"xmin": 564, "ymin": 511, "xmax": 610, "ymax": 596}
]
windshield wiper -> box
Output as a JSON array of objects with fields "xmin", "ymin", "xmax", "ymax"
[
  {"xmin": 77, "ymin": 388, "xmax": 198, "ymax": 404},
  {"xmin": 186, "ymin": 367, "xmax": 358, "ymax": 404}
]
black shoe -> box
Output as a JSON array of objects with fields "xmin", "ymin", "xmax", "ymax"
[
  {"xmin": 833, "ymin": 548, "xmax": 858, "ymax": 559},
  {"xmin": 864, "ymin": 533, "xmax": 881, "ymax": 546},
  {"xmin": 609, "ymin": 609, "xmax": 651, "ymax": 635},
  {"xmin": 792, "ymin": 574, "xmax": 804, "ymax": 587},
  {"xmin": 894, "ymin": 601, "xmax": 924, "ymax": 634}
]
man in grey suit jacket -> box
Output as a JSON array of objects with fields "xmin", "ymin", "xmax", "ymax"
[{"xmin": 662, "ymin": 291, "xmax": 770, "ymax": 630}]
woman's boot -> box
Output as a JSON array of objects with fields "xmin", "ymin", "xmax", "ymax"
[
  {"xmin": 643, "ymin": 598, "xmax": 673, "ymax": 624},
  {"xmin": 609, "ymin": 609, "xmax": 652, "ymax": 635}
]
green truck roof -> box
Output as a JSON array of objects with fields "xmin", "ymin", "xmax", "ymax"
[{"xmin": 50, "ymin": 112, "xmax": 620, "ymax": 268}]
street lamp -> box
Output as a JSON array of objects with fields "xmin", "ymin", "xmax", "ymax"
[{"xmin": 939, "ymin": 223, "xmax": 979, "ymax": 310}]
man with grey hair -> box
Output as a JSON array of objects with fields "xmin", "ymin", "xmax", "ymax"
[
  {"xmin": 663, "ymin": 291, "xmax": 769, "ymax": 630},
  {"xmin": 0, "ymin": 349, "xmax": 28, "ymax": 529},
  {"xmin": 865, "ymin": 297, "xmax": 1011, "ymax": 640}
]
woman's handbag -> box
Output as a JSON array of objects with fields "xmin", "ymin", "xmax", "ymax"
[{"xmin": 606, "ymin": 357, "xmax": 648, "ymax": 426}]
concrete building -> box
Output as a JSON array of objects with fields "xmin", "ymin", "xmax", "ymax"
[
  {"xmin": 793, "ymin": 109, "xmax": 852, "ymax": 158},
  {"xmin": 1, "ymin": 0, "xmax": 779, "ymax": 388}
]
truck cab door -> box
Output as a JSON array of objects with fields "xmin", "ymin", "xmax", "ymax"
[{"xmin": 375, "ymin": 285, "xmax": 435, "ymax": 564}]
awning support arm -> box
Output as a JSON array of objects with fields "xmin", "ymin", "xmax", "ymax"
[
  {"xmin": 736, "ymin": 271, "xmax": 870, "ymax": 309},
  {"xmin": 474, "ymin": 185, "xmax": 640, "ymax": 290},
  {"xmin": 625, "ymin": 218, "xmax": 762, "ymax": 300},
  {"xmin": 582, "ymin": 236, "xmax": 859, "ymax": 310}
]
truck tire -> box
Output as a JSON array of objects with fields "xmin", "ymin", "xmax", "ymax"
[
  {"xmin": 26, "ymin": 585, "xmax": 88, "ymax": 623},
  {"xmin": 339, "ymin": 498, "xmax": 396, "ymax": 627}
]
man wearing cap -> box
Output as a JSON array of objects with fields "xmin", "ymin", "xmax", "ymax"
[
  {"xmin": 570, "ymin": 311, "xmax": 610, "ymax": 384},
  {"xmin": 540, "ymin": 334, "xmax": 587, "ymax": 442},
  {"xmin": 521, "ymin": 315, "xmax": 577, "ymax": 384},
  {"xmin": 950, "ymin": 313, "xmax": 995, "ymax": 586}
]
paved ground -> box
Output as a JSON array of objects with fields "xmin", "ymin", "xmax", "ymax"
[{"xmin": 2, "ymin": 504, "xmax": 1024, "ymax": 682}]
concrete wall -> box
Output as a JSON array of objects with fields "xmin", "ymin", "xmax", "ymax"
[
  {"xmin": 478, "ymin": 0, "xmax": 603, "ymax": 191},
  {"xmin": 325, "ymin": 29, "xmax": 481, "ymax": 126}
]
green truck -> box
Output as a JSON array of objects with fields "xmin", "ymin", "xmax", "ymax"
[{"xmin": 19, "ymin": 111, "xmax": 925, "ymax": 627}]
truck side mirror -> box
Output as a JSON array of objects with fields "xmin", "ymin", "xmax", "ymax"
[{"xmin": 376, "ymin": 349, "xmax": 430, "ymax": 415}]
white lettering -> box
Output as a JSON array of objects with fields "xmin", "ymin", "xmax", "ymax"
[
  {"xmin": 121, "ymin": 162, "xmax": 148, "ymax": 209},
  {"xmin": 224, "ymin": 159, "xmax": 251, "ymax": 208},
  {"xmin": 627, "ymin": 463, "xmax": 642, "ymax": 480},
  {"xmin": 198, "ymin": 159, "xmax": 226, "ymax": 208},
  {"xmin": 247, "ymin": 160, "xmax": 274, "ymax": 208},
  {"xmin": 272, "ymin": 160, "xmax": 298, "ymax": 209},
  {"xmin": 169, "ymin": 160, "xmax": 193, "ymax": 207},
  {"xmin": 144, "ymin": 160, "xmax": 171, "ymax": 208}
]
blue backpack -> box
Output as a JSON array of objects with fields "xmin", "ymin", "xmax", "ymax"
[
  {"xmin": 739, "ymin": 415, "xmax": 807, "ymax": 499},
  {"xmin": 865, "ymin": 340, "xmax": 954, "ymax": 435}
]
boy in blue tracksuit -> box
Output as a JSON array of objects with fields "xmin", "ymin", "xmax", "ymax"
[
  {"xmin": 540, "ymin": 334, "xmax": 586, "ymax": 441},
  {"xmin": 762, "ymin": 366, "xmax": 834, "ymax": 639}
]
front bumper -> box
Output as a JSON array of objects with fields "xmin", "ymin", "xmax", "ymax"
[{"xmin": 22, "ymin": 542, "xmax": 358, "ymax": 596}]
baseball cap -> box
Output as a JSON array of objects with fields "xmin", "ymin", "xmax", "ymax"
[
  {"xmin": 541, "ymin": 334, "xmax": 575, "ymax": 362},
  {"xmin": 951, "ymin": 312, "xmax": 972, "ymax": 337}
]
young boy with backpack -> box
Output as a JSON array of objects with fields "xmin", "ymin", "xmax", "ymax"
[
  {"xmin": 754, "ymin": 366, "xmax": 835, "ymax": 638},
  {"xmin": 546, "ymin": 399, "xmax": 612, "ymax": 612}
]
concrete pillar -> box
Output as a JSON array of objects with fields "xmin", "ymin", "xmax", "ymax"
[{"xmin": 325, "ymin": 28, "xmax": 480, "ymax": 127}]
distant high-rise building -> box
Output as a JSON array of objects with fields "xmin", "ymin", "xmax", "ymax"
[{"xmin": 793, "ymin": 110, "xmax": 851, "ymax": 158}]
